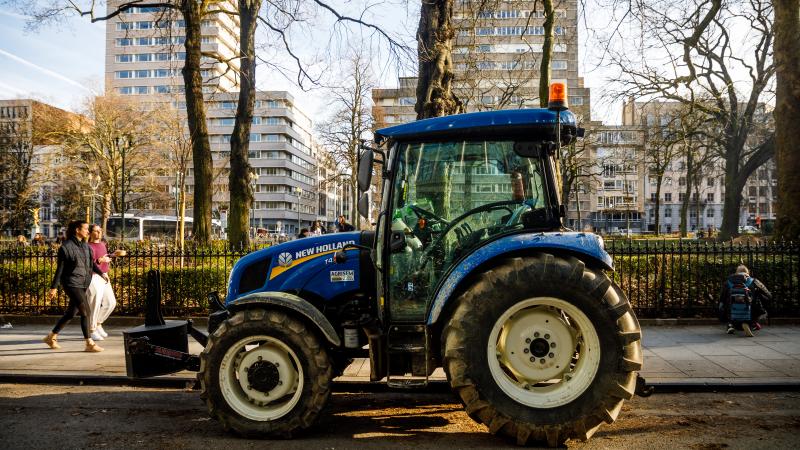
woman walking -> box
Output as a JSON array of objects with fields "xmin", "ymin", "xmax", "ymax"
[
  {"xmin": 86, "ymin": 224, "xmax": 124, "ymax": 341},
  {"xmin": 43, "ymin": 220, "xmax": 106, "ymax": 352}
]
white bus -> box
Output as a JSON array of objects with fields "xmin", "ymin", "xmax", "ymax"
[{"xmin": 105, "ymin": 215, "xmax": 224, "ymax": 241}]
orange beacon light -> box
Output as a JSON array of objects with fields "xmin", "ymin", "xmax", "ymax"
[{"xmin": 548, "ymin": 82, "xmax": 568, "ymax": 111}]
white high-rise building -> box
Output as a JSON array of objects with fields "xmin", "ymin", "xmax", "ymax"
[{"xmin": 104, "ymin": 2, "xmax": 321, "ymax": 235}]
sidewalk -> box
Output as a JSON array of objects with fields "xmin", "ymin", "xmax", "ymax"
[{"xmin": 2, "ymin": 323, "xmax": 799, "ymax": 387}]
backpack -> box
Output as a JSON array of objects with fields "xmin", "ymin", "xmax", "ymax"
[{"xmin": 727, "ymin": 276, "xmax": 754, "ymax": 322}]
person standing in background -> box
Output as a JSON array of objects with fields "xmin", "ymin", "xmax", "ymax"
[
  {"xmin": 86, "ymin": 224, "xmax": 125, "ymax": 341},
  {"xmin": 43, "ymin": 220, "xmax": 105, "ymax": 352}
]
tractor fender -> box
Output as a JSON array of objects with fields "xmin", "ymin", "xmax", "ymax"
[
  {"xmin": 427, "ymin": 232, "xmax": 613, "ymax": 325},
  {"xmin": 226, "ymin": 291, "xmax": 341, "ymax": 347}
]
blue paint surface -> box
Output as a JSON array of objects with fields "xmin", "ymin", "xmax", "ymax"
[
  {"xmin": 226, "ymin": 232, "xmax": 364, "ymax": 305},
  {"xmin": 375, "ymin": 109, "xmax": 576, "ymax": 142},
  {"xmin": 426, "ymin": 232, "xmax": 612, "ymax": 324}
]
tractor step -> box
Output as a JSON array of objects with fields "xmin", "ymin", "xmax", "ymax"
[{"xmin": 386, "ymin": 375, "xmax": 428, "ymax": 389}]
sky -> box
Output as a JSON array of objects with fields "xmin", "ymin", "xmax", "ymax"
[{"xmin": 0, "ymin": 3, "xmax": 625, "ymax": 124}]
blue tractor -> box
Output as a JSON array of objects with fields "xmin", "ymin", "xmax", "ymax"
[{"xmin": 124, "ymin": 92, "xmax": 643, "ymax": 446}]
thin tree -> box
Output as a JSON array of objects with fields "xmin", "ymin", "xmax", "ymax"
[
  {"xmin": 317, "ymin": 52, "xmax": 374, "ymax": 229},
  {"xmin": 416, "ymin": 0, "xmax": 464, "ymax": 119}
]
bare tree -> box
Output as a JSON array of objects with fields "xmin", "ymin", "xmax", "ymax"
[
  {"xmin": 773, "ymin": 0, "xmax": 800, "ymax": 240},
  {"xmin": 561, "ymin": 120, "xmax": 602, "ymax": 231},
  {"xmin": 317, "ymin": 52, "xmax": 374, "ymax": 229},
  {"xmin": 0, "ymin": 108, "xmax": 36, "ymax": 235},
  {"xmin": 640, "ymin": 108, "xmax": 683, "ymax": 236},
  {"xmin": 53, "ymin": 95, "xmax": 160, "ymax": 231},
  {"xmin": 604, "ymin": 0, "xmax": 776, "ymax": 239}
]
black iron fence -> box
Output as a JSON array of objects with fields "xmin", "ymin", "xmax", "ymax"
[{"xmin": 1, "ymin": 240, "xmax": 798, "ymax": 318}]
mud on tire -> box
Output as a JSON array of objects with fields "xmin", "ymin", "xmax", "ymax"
[
  {"xmin": 442, "ymin": 254, "xmax": 642, "ymax": 447},
  {"xmin": 199, "ymin": 308, "xmax": 332, "ymax": 438}
]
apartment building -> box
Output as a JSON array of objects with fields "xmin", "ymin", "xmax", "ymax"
[
  {"xmin": 623, "ymin": 99, "xmax": 777, "ymax": 233},
  {"xmin": 373, "ymin": 0, "xmax": 591, "ymax": 127},
  {"xmin": 104, "ymin": 2, "xmax": 329, "ymax": 235}
]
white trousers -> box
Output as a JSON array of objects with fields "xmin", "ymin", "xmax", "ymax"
[{"xmin": 87, "ymin": 274, "xmax": 117, "ymax": 331}]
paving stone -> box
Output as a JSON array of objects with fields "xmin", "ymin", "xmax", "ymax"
[
  {"xmin": 705, "ymin": 355, "xmax": 773, "ymax": 373},
  {"xmin": 669, "ymin": 360, "xmax": 736, "ymax": 378}
]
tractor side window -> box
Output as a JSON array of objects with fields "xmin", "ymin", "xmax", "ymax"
[{"xmin": 386, "ymin": 140, "xmax": 548, "ymax": 322}]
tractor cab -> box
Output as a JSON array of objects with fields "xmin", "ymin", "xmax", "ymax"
[{"xmin": 359, "ymin": 108, "xmax": 579, "ymax": 325}]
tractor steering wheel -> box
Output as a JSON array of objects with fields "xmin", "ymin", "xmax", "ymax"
[
  {"xmin": 408, "ymin": 204, "xmax": 449, "ymax": 226},
  {"xmin": 420, "ymin": 200, "xmax": 526, "ymax": 266}
]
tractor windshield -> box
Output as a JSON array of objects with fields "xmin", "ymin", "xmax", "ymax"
[{"xmin": 386, "ymin": 140, "xmax": 551, "ymax": 321}]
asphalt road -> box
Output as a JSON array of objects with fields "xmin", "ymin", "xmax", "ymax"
[{"xmin": 2, "ymin": 384, "xmax": 799, "ymax": 449}]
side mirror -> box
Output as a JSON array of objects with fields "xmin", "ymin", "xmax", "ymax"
[
  {"xmin": 357, "ymin": 193, "xmax": 369, "ymax": 219},
  {"xmin": 389, "ymin": 231, "xmax": 406, "ymax": 253},
  {"xmin": 357, "ymin": 150, "xmax": 374, "ymax": 192}
]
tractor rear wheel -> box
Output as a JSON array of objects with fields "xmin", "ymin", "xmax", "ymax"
[
  {"xmin": 442, "ymin": 254, "xmax": 642, "ymax": 447},
  {"xmin": 199, "ymin": 308, "xmax": 332, "ymax": 438}
]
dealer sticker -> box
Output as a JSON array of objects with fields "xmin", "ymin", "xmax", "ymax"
[{"xmin": 330, "ymin": 270, "xmax": 355, "ymax": 282}]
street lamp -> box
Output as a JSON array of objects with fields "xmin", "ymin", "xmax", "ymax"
[
  {"xmin": 87, "ymin": 174, "xmax": 101, "ymax": 224},
  {"xmin": 116, "ymin": 135, "xmax": 130, "ymax": 241},
  {"xmin": 295, "ymin": 186, "xmax": 302, "ymax": 234},
  {"xmin": 249, "ymin": 170, "xmax": 259, "ymax": 239}
]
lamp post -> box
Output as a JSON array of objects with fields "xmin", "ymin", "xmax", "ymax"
[
  {"xmin": 249, "ymin": 170, "xmax": 258, "ymax": 239},
  {"xmin": 88, "ymin": 174, "xmax": 101, "ymax": 224},
  {"xmin": 295, "ymin": 186, "xmax": 302, "ymax": 234},
  {"xmin": 116, "ymin": 135, "xmax": 130, "ymax": 241}
]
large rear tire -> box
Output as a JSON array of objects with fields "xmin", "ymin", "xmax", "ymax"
[
  {"xmin": 442, "ymin": 254, "xmax": 642, "ymax": 447},
  {"xmin": 199, "ymin": 308, "xmax": 332, "ymax": 438}
]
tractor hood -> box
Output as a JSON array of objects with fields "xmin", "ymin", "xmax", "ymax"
[{"xmin": 226, "ymin": 232, "xmax": 364, "ymax": 304}]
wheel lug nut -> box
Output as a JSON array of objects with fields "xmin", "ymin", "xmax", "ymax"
[
  {"xmin": 530, "ymin": 357, "xmax": 535, "ymax": 362},
  {"xmin": 275, "ymin": 362, "xmax": 279, "ymax": 367},
  {"xmin": 549, "ymin": 352, "xmax": 555, "ymax": 358},
  {"xmin": 525, "ymin": 338, "xmax": 531, "ymax": 344},
  {"xmin": 551, "ymin": 342, "xmax": 556, "ymax": 348},
  {"xmin": 534, "ymin": 332, "xmax": 540, "ymax": 338},
  {"xmin": 544, "ymin": 334, "xmax": 550, "ymax": 339},
  {"xmin": 278, "ymin": 381, "xmax": 283, "ymax": 385},
  {"xmin": 523, "ymin": 348, "xmax": 530, "ymax": 354},
  {"xmin": 539, "ymin": 358, "xmax": 546, "ymax": 364},
  {"xmin": 257, "ymin": 356, "xmax": 262, "ymax": 361}
]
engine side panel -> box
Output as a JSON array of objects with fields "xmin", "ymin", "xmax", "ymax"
[
  {"xmin": 426, "ymin": 232, "xmax": 613, "ymax": 325},
  {"xmin": 226, "ymin": 232, "xmax": 365, "ymax": 305}
]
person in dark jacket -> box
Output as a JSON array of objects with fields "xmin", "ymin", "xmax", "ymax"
[
  {"xmin": 336, "ymin": 215, "xmax": 355, "ymax": 232},
  {"xmin": 43, "ymin": 220, "xmax": 106, "ymax": 352},
  {"xmin": 719, "ymin": 265, "xmax": 771, "ymax": 337}
]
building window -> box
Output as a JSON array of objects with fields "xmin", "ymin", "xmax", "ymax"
[
  {"xmin": 221, "ymin": 101, "xmax": 236, "ymax": 109},
  {"xmin": 136, "ymin": 37, "xmax": 151, "ymax": 46},
  {"xmin": 135, "ymin": 53, "xmax": 152, "ymax": 62},
  {"xmin": 116, "ymin": 54, "xmax": 133, "ymax": 63},
  {"xmin": 134, "ymin": 86, "xmax": 149, "ymax": 95},
  {"xmin": 135, "ymin": 69, "xmax": 150, "ymax": 78},
  {"xmin": 154, "ymin": 85, "xmax": 170, "ymax": 94},
  {"xmin": 118, "ymin": 87, "xmax": 133, "ymax": 95},
  {"xmin": 650, "ymin": 193, "xmax": 657, "ymax": 202},
  {"xmin": 116, "ymin": 38, "xmax": 133, "ymax": 46},
  {"xmin": 664, "ymin": 208, "xmax": 672, "ymax": 218},
  {"xmin": 707, "ymin": 209, "xmax": 715, "ymax": 217},
  {"xmin": 217, "ymin": 118, "xmax": 235, "ymax": 126},
  {"xmin": 569, "ymin": 96, "xmax": 584, "ymax": 105},
  {"xmin": 707, "ymin": 177, "xmax": 714, "ymax": 187},
  {"xmin": 264, "ymin": 117, "xmax": 282, "ymax": 125},
  {"xmin": 399, "ymin": 97, "xmax": 416, "ymax": 105},
  {"xmin": 707, "ymin": 193, "xmax": 714, "ymax": 202},
  {"xmin": 250, "ymin": 133, "xmax": 261, "ymax": 142},
  {"xmin": 552, "ymin": 60, "xmax": 567, "ymax": 70},
  {"xmin": 154, "ymin": 69, "xmax": 171, "ymax": 78},
  {"xmin": 115, "ymin": 70, "xmax": 133, "ymax": 79},
  {"xmin": 664, "ymin": 193, "xmax": 672, "ymax": 202},
  {"xmin": 156, "ymin": 53, "xmax": 170, "ymax": 61},
  {"xmin": 678, "ymin": 193, "xmax": 686, "ymax": 202},
  {"xmin": 116, "ymin": 22, "xmax": 134, "ymax": 30}
]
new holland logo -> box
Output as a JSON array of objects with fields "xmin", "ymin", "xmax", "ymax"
[{"xmin": 277, "ymin": 252, "xmax": 293, "ymax": 267}]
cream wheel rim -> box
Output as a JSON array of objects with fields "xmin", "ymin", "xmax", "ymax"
[
  {"xmin": 219, "ymin": 335, "xmax": 303, "ymax": 421},
  {"xmin": 487, "ymin": 297, "xmax": 602, "ymax": 408}
]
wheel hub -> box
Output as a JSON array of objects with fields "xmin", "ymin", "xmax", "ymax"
[
  {"xmin": 529, "ymin": 338, "xmax": 550, "ymax": 358},
  {"xmin": 247, "ymin": 360, "xmax": 280, "ymax": 393}
]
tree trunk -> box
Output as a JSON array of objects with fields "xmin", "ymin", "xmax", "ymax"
[
  {"xmin": 679, "ymin": 155, "xmax": 693, "ymax": 237},
  {"xmin": 773, "ymin": 0, "xmax": 800, "ymax": 240},
  {"xmin": 415, "ymin": 0, "xmax": 463, "ymax": 119},
  {"xmin": 654, "ymin": 177, "xmax": 663, "ymax": 236},
  {"xmin": 538, "ymin": 0, "xmax": 555, "ymax": 107},
  {"xmin": 181, "ymin": 2, "xmax": 213, "ymax": 245},
  {"xmin": 228, "ymin": 0, "xmax": 262, "ymax": 249}
]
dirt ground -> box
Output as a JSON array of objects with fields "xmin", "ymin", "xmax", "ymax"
[{"xmin": 1, "ymin": 383, "xmax": 799, "ymax": 449}]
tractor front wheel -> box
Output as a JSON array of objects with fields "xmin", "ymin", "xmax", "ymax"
[
  {"xmin": 442, "ymin": 254, "xmax": 642, "ymax": 447},
  {"xmin": 199, "ymin": 308, "xmax": 332, "ymax": 438}
]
